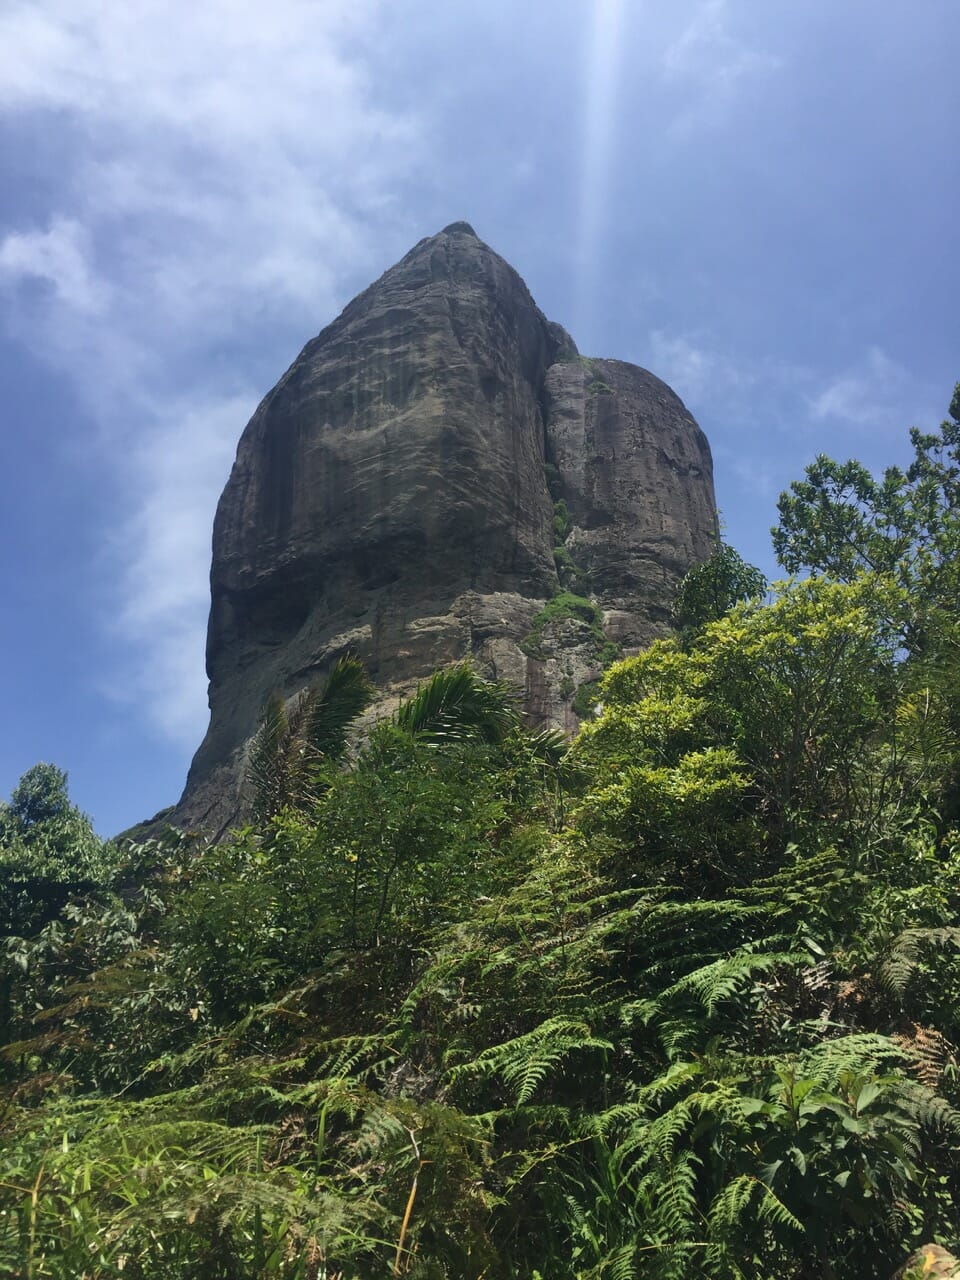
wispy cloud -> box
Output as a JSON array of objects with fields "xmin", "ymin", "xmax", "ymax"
[
  {"xmin": 718, "ymin": 449, "xmax": 781, "ymax": 501},
  {"xmin": 644, "ymin": 329, "xmax": 923, "ymax": 437},
  {"xmin": 808, "ymin": 347, "xmax": 910, "ymax": 428},
  {"xmin": 0, "ymin": 0, "xmax": 421, "ymax": 749},
  {"xmin": 661, "ymin": 0, "xmax": 780, "ymax": 134},
  {"xmin": 0, "ymin": 217, "xmax": 108, "ymax": 313},
  {"xmin": 644, "ymin": 329, "xmax": 754, "ymax": 405},
  {"xmin": 106, "ymin": 392, "xmax": 259, "ymax": 744}
]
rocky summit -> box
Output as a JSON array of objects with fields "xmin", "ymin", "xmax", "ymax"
[{"xmin": 174, "ymin": 222, "xmax": 718, "ymax": 833}]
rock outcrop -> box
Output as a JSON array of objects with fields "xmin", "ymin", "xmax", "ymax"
[{"xmin": 174, "ymin": 222, "xmax": 717, "ymax": 833}]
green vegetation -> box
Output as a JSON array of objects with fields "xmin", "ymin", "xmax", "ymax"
[
  {"xmin": 549, "ymin": 353, "xmax": 613, "ymax": 394},
  {"xmin": 551, "ymin": 498, "xmax": 591, "ymax": 595},
  {"xmin": 673, "ymin": 536, "xmax": 767, "ymax": 639},
  {"xmin": 553, "ymin": 352, "xmax": 596, "ymax": 368},
  {"xmin": 248, "ymin": 655, "xmax": 374, "ymax": 821},
  {"xmin": 542, "ymin": 460, "xmax": 563, "ymax": 501},
  {"xmin": 545, "ymin": 506, "xmax": 614, "ymax": 665},
  {"xmin": 586, "ymin": 376, "xmax": 613, "ymax": 396},
  {"xmin": 571, "ymin": 677, "xmax": 602, "ymax": 719},
  {"xmin": 528, "ymin": 490, "xmax": 619, "ymax": 665},
  {"xmin": 3, "ymin": 388, "xmax": 960, "ymax": 1278},
  {"xmin": 553, "ymin": 497, "xmax": 572, "ymax": 544},
  {"xmin": 0, "ymin": 762, "xmax": 110, "ymax": 939},
  {"xmin": 552, "ymin": 542, "xmax": 576, "ymax": 575},
  {"xmin": 520, "ymin": 591, "xmax": 605, "ymax": 660},
  {"xmin": 774, "ymin": 385, "xmax": 960, "ymax": 619}
]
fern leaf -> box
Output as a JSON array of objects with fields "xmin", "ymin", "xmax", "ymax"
[
  {"xmin": 453, "ymin": 1017, "xmax": 612, "ymax": 1105},
  {"xmin": 879, "ymin": 926, "xmax": 960, "ymax": 998}
]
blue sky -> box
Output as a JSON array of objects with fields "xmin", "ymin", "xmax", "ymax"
[{"xmin": 1, "ymin": 0, "xmax": 957, "ymax": 834}]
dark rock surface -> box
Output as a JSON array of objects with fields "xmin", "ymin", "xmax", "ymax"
[
  {"xmin": 174, "ymin": 223, "xmax": 718, "ymax": 833},
  {"xmin": 543, "ymin": 356, "xmax": 715, "ymax": 645}
]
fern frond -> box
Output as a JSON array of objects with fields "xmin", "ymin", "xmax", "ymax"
[
  {"xmin": 879, "ymin": 926, "xmax": 960, "ymax": 998},
  {"xmin": 659, "ymin": 946, "xmax": 801, "ymax": 1017},
  {"xmin": 641, "ymin": 1148, "xmax": 700, "ymax": 1237},
  {"xmin": 892, "ymin": 1023, "xmax": 956, "ymax": 1088},
  {"xmin": 898, "ymin": 1079, "xmax": 960, "ymax": 1134},
  {"xmin": 453, "ymin": 1017, "xmax": 612, "ymax": 1104},
  {"xmin": 799, "ymin": 1031, "xmax": 909, "ymax": 1084},
  {"xmin": 600, "ymin": 1241, "xmax": 639, "ymax": 1280},
  {"xmin": 732, "ymin": 845, "xmax": 848, "ymax": 911},
  {"xmin": 708, "ymin": 1173, "xmax": 803, "ymax": 1237}
]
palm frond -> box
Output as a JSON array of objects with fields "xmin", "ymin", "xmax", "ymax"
[
  {"xmin": 527, "ymin": 727, "xmax": 572, "ymax": 768},
  {"xmin": 301, "ymin": 654, "xmax": 375, "ymax": 760},
  {"xmin": 247, "ymin": 692, "xmax": 291, "ymax": 822},
  {"xmin": 395, "ymin": 664, "xmax": 519, "ymax": 745},
  {"xmin": 245, "ymin": 657, "xmax": 374, "ymax": 819}
]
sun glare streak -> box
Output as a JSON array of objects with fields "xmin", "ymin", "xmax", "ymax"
[{"xmin": 575, "ymin": 0, "xmax": 627, "ymax": 348}]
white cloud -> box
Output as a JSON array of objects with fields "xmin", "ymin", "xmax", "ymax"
[
  {"xmin": 107, "ymin": 392, "xmax": 257, "ymax": 745},
  {"xmin": 645, "ymin": 329, "xmax": 752, "ymax": 404},
  {"xmin": 646, "ymin": 331, "xmax": 923, "ymax": 441},
  {"xmin": 661, "ymin": 0, "xmax": 780, "ymax": 134},
  {"xmin": 0, "ymin": 0, "xmax": 421, "ymax": 749},
  {"xmin": 809, "ymin": 347, "xmax": 909, "ymax": 427},
  {"xmin": 0, "ymin": 218, "xmax": 107, "ymax": 313}
]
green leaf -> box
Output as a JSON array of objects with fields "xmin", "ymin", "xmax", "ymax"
[{"xmin": 855, "ymin": 1081, "xmax": 882, "ymax": 1114}]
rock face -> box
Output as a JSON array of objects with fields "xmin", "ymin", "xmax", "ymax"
[{"xmin": 175, "ymin": 222, "xmax": 717, "ymax": 833}]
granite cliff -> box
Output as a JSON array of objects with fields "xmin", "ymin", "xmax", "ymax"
[{"xmin": 175, "ymin": 222, "xmax": 717, "ymax": 832}]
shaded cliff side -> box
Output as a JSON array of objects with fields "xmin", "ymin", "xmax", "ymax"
[{"xmin": 175, "ymin": 222, "xmax": 717, "ymax": 833}]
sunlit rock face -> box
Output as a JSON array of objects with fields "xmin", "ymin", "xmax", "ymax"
[{"xmin": 175, "ymin": 222, "xmax": 717, "ymax": 833}]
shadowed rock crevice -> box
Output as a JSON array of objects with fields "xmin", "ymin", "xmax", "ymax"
[{"xmin": 174, "ymin": 223, "xmax": 718, "ymax": 833}]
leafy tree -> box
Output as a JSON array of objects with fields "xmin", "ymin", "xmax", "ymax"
[
  {"xmin": 773, "ymin": 382, "xmax": 960, "ymax": 646},
  {"xmin": 0, "ymin": 763, "xmax": 107, "ymax": 939},
  {"xmin": 673, "ymin": 537, "xmax": 766, "ymax": 636},
  {"xmin": 773, "ymin": 386, "xmax": 960, "ymax": 833},
  {"xmin": 576, "ymin": 574, "xmax": 906, "ymax": 885},
  {"xmin": 0, "ymin": 763, "xmax": 112, "ymax": 1059}
]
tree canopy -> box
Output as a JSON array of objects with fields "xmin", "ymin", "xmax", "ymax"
[
  {"xmin": 0, "ymin": 762, "xmax": 108, "ymax": 938},
  {"xmin": 774, "ymin": 383, "xmax": 960, "ymax": 646}
]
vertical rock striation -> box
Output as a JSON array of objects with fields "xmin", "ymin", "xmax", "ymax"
[
  {"xmin": 543, "ymin": 356, "xmax": 715, "ymax": 645},
  {"xmin": 174, "ymin": 222, "xmax": 718, "ymax": 832}
]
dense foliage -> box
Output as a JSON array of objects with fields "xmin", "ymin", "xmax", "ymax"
[{"xmin": 3, "ymin": 390, "xmax": 960, "ymax": 1279}]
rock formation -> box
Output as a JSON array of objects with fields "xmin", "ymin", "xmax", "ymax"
[{"xmin": 174, "ymin": 222, "xmax": 717, "ymax": 833}]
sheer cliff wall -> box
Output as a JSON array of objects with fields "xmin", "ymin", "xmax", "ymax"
[{"xmin": 175, "ymin": 222, "xmax": 717, "ymax": 832}]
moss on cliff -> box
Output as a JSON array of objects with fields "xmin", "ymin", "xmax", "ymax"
[{"xmin": 520, "ymin": 592, "xmax": 601, "ymax": 659}]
